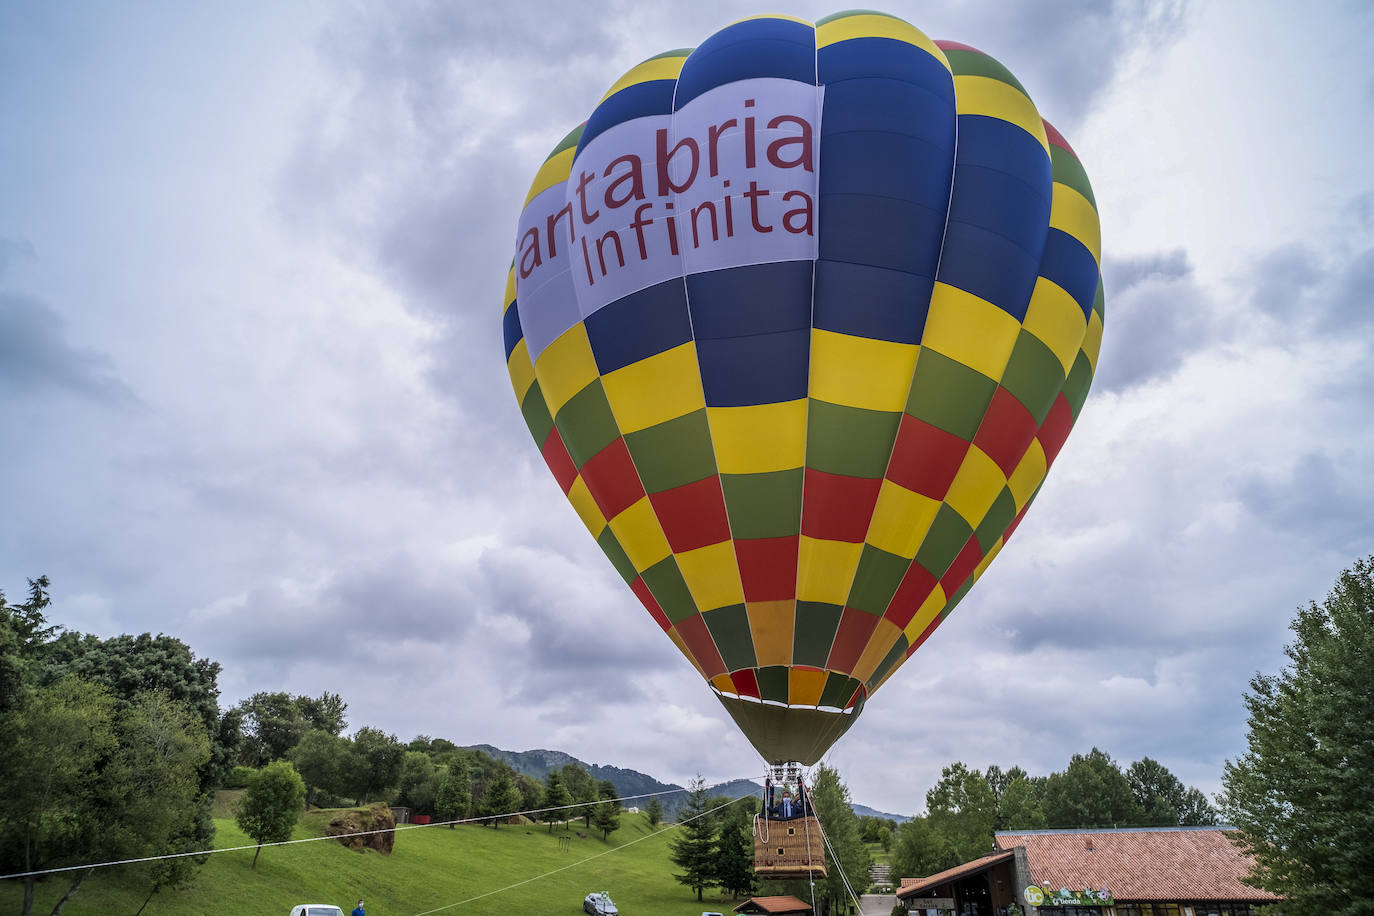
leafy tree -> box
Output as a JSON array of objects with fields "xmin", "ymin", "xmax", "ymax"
[
  {"xmin": 435, "ymin": 760, "xmax": 472, "ymax": 827},
  {"xmin": 346, "ymin": 726, "xmax": 405, "ymax": 804},
  {"xmin": 926, "ymin": 762, "xmax": 997, "ymax": 864},
  {"xmin": 290, "ymin": 729, "xmax": 349, "ymax": 806},
  {"xmin": 999, "ymin": 776, "xmax": 1048, "ymax": 830},
  {"xmin": 234, "ymin": 692, "xmax": 308, "ymax": 767},
  {"xmin": 1126, "ymin": 757, "xmax": 1217, "ymax": 827},
  {"xmin": 235, "ymin": 760, "xmax": 306, "ymax": 868},
  {"xmin": 809, "ymin": 764, "xmax": 871, "ymax": 916},
  {"xmin": 1042, "ymin": 748, "xmax": 1143, "ymax": 828},
  {"xmin": 983, "ymin": 764, "xmax": 1027, "ymax": 803},
  {"xmin": 890, "ymin": 816, "xmax": 954, "ymax": 881},
  {"xmin": 1220, "ymin": 556, "xmax": 1374, "ymax": 914},
  {"xmin": 542, "ymin": 769, "xmax": 572, "ymax": 833},
  {"xmin": 669, "ymin": 776, "xmax": 717, "ymax": 901},
  {"xmin": 397, "ymin": 750, "xmax": 442, "ymax": 815},
  {"xmin": 517, "ymin": 774, "xmax": 544, "ymax": 818},
  {"xmin": 713, "ymin": 802, "xmax": 756, "ymax": 899},
  {"xmin": 644, "ymin": 795, "xmax": 664, "ymax": 827},
  {"xmin": 562, "ymin": 763, "xmax": 596, "ymax": 828},
  {"xmin": 295, "ymin": 691, "xmax": 347, "ymax": 736},
  {"xmin": 481, "ymin": 765, "xmax": 521, "ymax": 828}
]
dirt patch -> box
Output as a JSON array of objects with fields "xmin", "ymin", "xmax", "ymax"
[{"xmin": 327, "ymin": 803, "xmax": 396, "ymax": 854}]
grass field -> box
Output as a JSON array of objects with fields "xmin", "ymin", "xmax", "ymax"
[{"xmin": 1, "ymin": 808, "xmax": 752, "ymax": 916}]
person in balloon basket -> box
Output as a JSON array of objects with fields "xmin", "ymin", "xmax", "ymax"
[
  {"xmin": 351, "ymin": 900, "xmax": 364, "ymax": 916},
  {"xmin": 781, "ymin": 789, "xmax": 794, "ymax": 819}
]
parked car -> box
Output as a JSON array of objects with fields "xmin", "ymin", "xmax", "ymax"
[
  {"xmin": 583, "ymin": 891, "xmax": 619, "ymax": 915},
  {"xmin": 288, "ymin": 906, "xmax": 344, "ymax": 916}
]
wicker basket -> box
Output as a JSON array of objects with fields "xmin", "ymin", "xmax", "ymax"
[{"xmin": 753, "ymin": 815, "xmax": 828, "ymax": 879}]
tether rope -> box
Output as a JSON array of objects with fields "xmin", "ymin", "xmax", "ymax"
[{"xmin": 0, "ymin": 778, "xmax": 758, "ymax": 881}]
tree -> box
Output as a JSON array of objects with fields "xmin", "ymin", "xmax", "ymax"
[
  {"xmin": 669, "ymin": 777, "xmax": 717, "ymax": 901},
  {"xmin": 562, "ymin": 763, "xmax": 596, "ymax": 828},
  {"xmin": 809, "ymin": 764, "xmax": 871, "ymax": 916},
  {"xmin": 1042, "ymin": 748, "xmax": 1143, "ymax": 828},
  {"xmin": 1126, "ymin": 757, "xmax": 1216, "ymax": 827},
  {"xmin": 290, "ymin": 729, "xmax": 349, "ymax": 806},
  {"xmin": 998, "ymin": 776, "xmax": 1048, "ymax": 830},
  {"xmin": 1220, "ymin": 556, "xmax": 1374, "ymax": 915},
  {"xmin": 926, "ymin": 762, "xmax": 998, "ymax": 864},
  {"xmin": 890, "ymin": 816, "xmax": 954, "ymax": 881},
  {"xmin": 713, "ymin": 801, "xmax": 756, "ymax": 899},
  {"xmin": 592, "ymin": 779, "xmax": 621, "ymax": 840},
  {"xmin": 235, "ymin": 760, "xmax": 306, "ymax": 868},
  {"xmin": 234, "ymin": 691, "xmax": 307, "ymax": 767},
  {"xmin": 481, "ymin": 765, "xmax": 520, "ymax": 828},
  {"xmin": 296, "ymin": 691, "xmax": 347, "ymax": 736},
  {"xmin": 645, "ymin": 795, "xmax": 664, "ymax": 827},
  {"xmin": 397, "ymin": 750, "xmax": 442, "ymax": 815},
  {"xmin": 435, "ymin": 760, "xmax": 471, "ymax": 827},
  {"xmin": 542, "ymin": 769, "xmax": 572, "ymax": 833},
  {"xmin": 517, "ymin": 774, "xmax": 545, "ymax": 818},
  {"xmin": 0, "ymin": 576, "xmax": 57, "ymax": 714},
  {"xmin": 345, "ymin": 726, "xmax": 405, "ymax": 804}
]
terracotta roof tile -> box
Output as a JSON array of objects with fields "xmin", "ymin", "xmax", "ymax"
[
  {"xmin": 896, "ymin": 852, "xmax": 1015, "ymax": 899},
  {"xmin": 733, "ymin": 895, "xmax": 814, "ymax": 914},
  {"xmin": 994, "ymin": 828, "xmax": 1278, "ymax": 902}
]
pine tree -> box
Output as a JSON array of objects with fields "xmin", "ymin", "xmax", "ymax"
[
  {"xmin": 481, "ymin": 765, "xmax": 520, "ymax": 829},
  {"xmin": 668, "ymin": 776, "xmax": 717, "ymax": 901},
  {"xmin": 713, "ymin": 805, "xmax": 756, "ymax": 899},
  {"xmin": 435, "ymin": 760, "xmax": 471, "ymax": 827},
  {"xmin": 645, "ymin": 795, "xmax": 664, "ymax": 827},
  {"xmin": 542, "ymin": 769, "xmax": 571, "ymax": 833}
]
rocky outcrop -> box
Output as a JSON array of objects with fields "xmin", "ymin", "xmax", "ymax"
[{"xmin": 327, "ymin": 803, "xmax": 396, "ymax": 854}]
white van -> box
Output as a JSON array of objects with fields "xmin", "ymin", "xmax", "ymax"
[{"xmin": 289, "ymin": 906, "xmax": 344, "ymax": 916}]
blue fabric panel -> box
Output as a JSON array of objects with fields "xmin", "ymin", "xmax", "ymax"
[
  {"xmin": 686, "ymin": 261, "xmax": 813, "ymax": 339},
  {"xmin": 578, "ymin": 80, "xmax": 678, "ymax": 153},
  {"xmin": 820, "ymin": 131, "xmax": 952, "ymax": 211},
  {"xmin": 817, "ymin": 37, "xmax": 954, "ymax": 102},
  {"xmin": 819, "ymin": 193, "xmax": 945, "ymax": 276},
  {"xmin": 674, "ymin": 19, "xmax": 816, "ymax": 109},
  {"xmin": 1039, "ymin": 229, "xmax": 1101, "ymax": 318},
  {"xmin": 946, "ymin": 163, "xmax": 1050, "ymax": 261},
  {"xmin": 935, "ymin": 221, "xmax": 1040, "ymax": 321},
  {"xmin": 821, "ymin": 77, "xmax": 954, "ymax": 148},
  {"xmin": 584, "ymin": 277, "xmax": 693, "ymax": 374},
  {"xmin": 696, "ymin": 327, "xmax": 811, "ymax": 407},
  {"xmin": 951, "ymin": 115, "xmax": 1051, "ymax": 192},
  {"xmin": 503, "ymin": 301, "xmax": 523, "ymax": 360},
  {"xmin": 813, "ymin": 259, "xmax": 934, "ymax": 345}
]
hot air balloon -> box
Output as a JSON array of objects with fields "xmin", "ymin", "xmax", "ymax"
[{"xmin": 503, "ymin": 11, "xmax": 1102, "ymax": 773}]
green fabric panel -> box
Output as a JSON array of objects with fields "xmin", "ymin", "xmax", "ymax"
[
  {"xmin": 1051, "ymin": 146, "xmax": 1096, "ymax": 208},
  {"xmin": 549, "ymin": 124, "xmax": 585, "ymax": 158},
  {"xmin": 793, "ymin": 601, "xmax": 844, "ymax": 668},
  {"xmin": 520, "ymin": 383, "xmax": 555, "ymax": 446},
  {"xmin": 815, "ymin": 8, "xmax": 901, "ymax": 25},
  {"xmin": 554, "ymin": 380, "xmax": 620, "ymax": 468},
  {"xmin": 915, "ymin": 504, "xmax": 973, "ymax": 578},
  {"xmin": 942, "ymin": 576, "xmax": 975, "ymax": 617},
  {"xmin": 703, "ymin": 604, "xmax": 756, "ymax": 672},
  {"xmin": 643, "ymin": 47, "xmax": 694, "ymax": 61},
  {"xmin": 846, "ymin": 545, "xmax": 910, "ymax": 616},
  {"xmin": 867, "ymin": 636, "xmax": 908, "ymax": 690},
  {"xmin": 943, "ymin": 48, "xmax": 1029, "ymax": 96},
  {"xmin": 1093, "ymin": 276, "xmax": 1106, "ymax": 319},
  {"xmin": 597, "ymin": 528, "xmax": 637, "ymax": 584},
  {"xmin": 1000, "ymin": 330, "xmax": 1067, "ymax": 425},
  {"xmin": 1062, "ymin": 352, "xmax": 1095, "ymax": 420},
  {"xmin": 818, "ymin": 672, "xmax": 860, "ymax": 710},
  {"xmin": 641, "ymin": 557, "xmax": 699, "ymax": 624},
  {"xmin": 974, "ymin": 488, "xmax": 1017, "ymax": 554},
  {"xmin": 624, "ymin": 409, "xmax": 718, "ymax": 493},
  {"xmin": 755, "ymin": 666, "xmax": 790, "ymax": 704},
  {"xmin": 805, "ymin": 400, "xmax": 902, "ymax": 478},
  {"xmin": 720, "ymin": 469, "xmax": 803, "ymax": 539},
  {"xmin": 905, "ymin": 349, "xmax": 998, "ymax": 441}
]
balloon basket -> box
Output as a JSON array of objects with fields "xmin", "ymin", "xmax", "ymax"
[{"xmin": 753, "ymin": 815, "xmax": 827, "ymax": 879}]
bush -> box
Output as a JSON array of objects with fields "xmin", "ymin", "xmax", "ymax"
[{"xmin": 223, "ymin": 765, "xmax": 257, "ymax": 789}]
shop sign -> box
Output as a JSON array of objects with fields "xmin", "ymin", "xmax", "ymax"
[
  {"xmin": 904, "ymin": 898, "xmax": 954, "ymax": 908},
  {"xmin": 1025, "ymin": 884, "xmax": 1113, "ymax": 906}
]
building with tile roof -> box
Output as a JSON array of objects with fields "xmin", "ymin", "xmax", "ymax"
[{"xmin": 895, "ymin": 826, "xmax": 1279, "ymax": 916}]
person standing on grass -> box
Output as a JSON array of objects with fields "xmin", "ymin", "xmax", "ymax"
[{"xmin": 351, "ymin": 901, "xmax": 365, "ymax": 916}]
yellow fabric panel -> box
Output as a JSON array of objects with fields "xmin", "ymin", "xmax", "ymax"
[
  {"xmin": 1007, "ymin": 440, "xmax": 1047, "ymax": 511},
  {"xmin": 707, "ymin": 400, "xmax": 807, "ymax": 474},
  {"xmin": 867, "ymin": 480, "xmax": 941, "ymax": 559},
  {"xmin": 972, "ymin": 538, "xmax": 1004, "ymax": 582},
  {"xmin": 507, "ymin": 339, "xmax": 536, "ymax": 403},
  {"xmin": 814, "ymin": 14, "xmax": 950, "ymax": 71},
  {"xmin": 1022, "ymin": 277, "xmax": 1089, "ymax": 375},
  {"xmin": 1083, "ymin": 308, "xmax": 1104, "ymax": 373},
  {"xmin": 746, "ymin": 600, "xmax": 795, "ymax": 667},
  {"xmin": 676, "ymin": 541, "xmax": 745, "ymax": 611},
  {"xmin": 902, "ymin": 583, "xmax": 947, "ymax": 645},
  {"xmin": 534, "ymin": 324, "xmax": 599, "ymax": 416},
  {"xmin": 810, "ymin": 329, "xmax": 920, "ymax": 413},
  {"xmin": 852, "ymin": 618, "xmax": 902, "ymax": 684},
  {"xmin": 1051, "ymin": 185, "xmax": 1102, "ymax": 264},
  {"xmin": 523, "ymin": 147, "xmax": 575, "ymax": 208},
  {"xmin": 797, "ymin": 537, "xmax": 864, "ymax": 605},
  {"xmin": 600, "ymin": 55, "xmax": 688, "ymax": 103},
  {"xmin": 945, "ymin": 445, "xmax": 1009, "ymax": 528},
  {"xmin": 952, "ymin": 75, "xmax": 1050, "ymax": 158},
  {"xmin": 566, "ymin": 477, "xmax": 606, "ymax": 537},
  {"xmin": 921, "ymin": 282, "xmax": 1022, "ymax": 381},
  {"xmin": 666, "ymin": 626, "xmax": 705, "ymax": 677},
  {"xmin": 711, "ymin": 673, "xmax": 736, "ymax": 694},
  {"xmin": 788, "ymin": 667, "xmax": 828, "ymax": 707},
  {"xmin": 607, "ymin": 497, "xmax": 672, "ymax": 572},
  {"xmin": 601, "ymin": 342, "xmax": 705, "ymax": 433},
  {"xmin": 503, "ymin": 268, "xmax": 516, "ymax": 310}
]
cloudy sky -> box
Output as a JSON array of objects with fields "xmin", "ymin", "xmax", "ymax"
[{"xmin": 3, "ymin": 0, "xmax": 1371, "ymax": 818}]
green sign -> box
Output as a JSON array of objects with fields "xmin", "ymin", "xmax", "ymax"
[{"xmin": 1029, "ymin": 884, "xmax": 1113, "ymax": 906}]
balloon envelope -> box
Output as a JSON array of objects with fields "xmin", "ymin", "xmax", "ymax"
[{"xmin": 503, "ymin": 11, "xmax": 1103, "ymax": 764}]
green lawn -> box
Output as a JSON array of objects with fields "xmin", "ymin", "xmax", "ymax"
[{"xmin": 1, "ymin": 810, "xmax": 748, "ymax": 916}]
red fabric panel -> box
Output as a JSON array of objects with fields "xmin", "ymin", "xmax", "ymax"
[
  {"xmin": 676, "ymin": 614, "xmax": 727, "ymax": 678},
  {"xmin": 973, "ymin": 386, "xmax": 1040, "ymax": 477},
  {"xmin": 939, "ymin": 537, "xmax": 983, "ymax": 597},
  {"xmin": 884, "ymin": 562, "xmax": 938, "ymax": 630},
  {"xmin": 540, "ymin": 428, "xmax": 578, "ymax": 495},
  {"xmin": 731, "ymin": 667, "xmax": 761, "ymax": 699},
  {"xmin": 735, "ymin": 536, "xmax": 799, "ymax": 601},
  {"xmin": 648, "ymin": 475, "xmax": 731, "ymax": 553},
  {"xmin": 1037, "ymin": 394, "xmax": 1075, "ymax": 467},
  {"xmin": 887, "ymin": 414, "xmax": 970, "ymax": 500},
  {"xmin": 579, "ymin": 438, "xmax": 645, "ymax": 520},
  {"xmin": 826, "ymin": 607, "xmax": 881, "ymax": 672},
  {"xmin": 631, "ymin": 577, "xmax": 671, "ymax": 631},
  {"xmin": 801, "ymin": 469, "xmax": 883, "ymax": 543}
]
